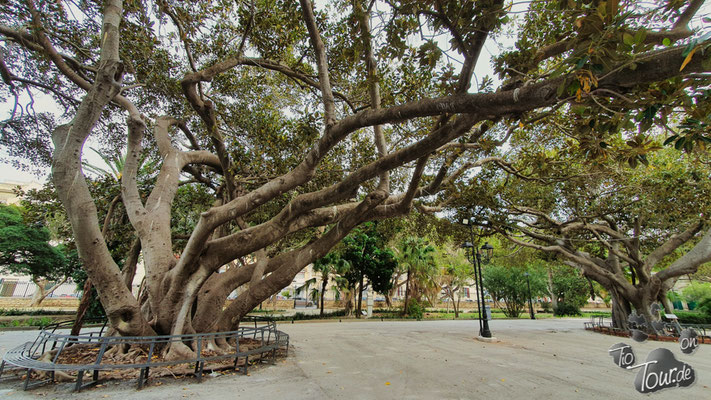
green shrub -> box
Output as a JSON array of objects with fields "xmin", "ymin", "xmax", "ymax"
[
  {"xmin": 0, "ymin": 316, "xmax": 55, "ymax": 328},
  {"xmin": 681, "ymin": 282, "xmax": 711, "ymax": 304},
  {"xmin": 667, "ymin": 291, "xmax": 682, "ymax": 302},
  {"xmin": 553, "ymin": 302, "xmax": 581, "ymax": 316},
  {"xmin": 697, "ymin": 297, "xmax": 711, "ymax": 316},
  {"xmin": 0, "ymin": 308, "xmax": 75, "ymax": 316},
  {"xmin": 406, "ymin": 299, "xmax": 424, "ymax": 320},
  {"xmin": 540, "ymin": 301, "xmax": 552, "ymax": 313},
  {"xmin": 673, "ymin": 311, "xmax": 711, "ymax": 325}
]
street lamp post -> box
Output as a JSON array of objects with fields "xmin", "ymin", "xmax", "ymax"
[
  {"xmin": 476, "ymin": 243, "xmax": 493, "ymax": 338},
  {"xmin": 523, "ymin": 272, "xmax": 535, "ymax": 320},
  {"xmin": 461, "ymin": 241, "xmax": 482, "ymax": 335},
  {"xmin": 461, "ymin": 219, "xmax": 493, "ymax": 339}
]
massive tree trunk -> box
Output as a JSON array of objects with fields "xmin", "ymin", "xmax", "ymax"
[
  {"xmin": 47, "ymin": 0, "xmax": 154, "ymax": 337},
  {"xmin": 609, "ymin": 288, "xmax": 632, "ymax": 330}
]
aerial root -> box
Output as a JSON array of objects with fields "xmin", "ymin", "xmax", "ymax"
[{"xmin": 36, "ymin": 351, "xmax": 73, "ymax": 382}]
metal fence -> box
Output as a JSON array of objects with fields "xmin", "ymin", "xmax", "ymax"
[{"xmin": 0, "ymin": 280, "xmax": 79, "ymax": 298}]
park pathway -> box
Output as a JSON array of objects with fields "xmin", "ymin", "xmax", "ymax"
[{"xmin": 1, "ymin": 319, "xmax": 710, "ymax": 399}]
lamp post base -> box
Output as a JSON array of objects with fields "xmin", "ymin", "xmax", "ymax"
[{"xmin": 476, "ymin": 336, "xmax": 499, "ymax": 343}]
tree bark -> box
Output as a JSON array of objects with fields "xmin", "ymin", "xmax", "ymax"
[
  {"xmin": 546, "ymin": 266, "xmax": 558, "ymax": 310},
  {"xmin": 610, "ymin": 288, "xmax": 632, "ymax": 330},
  {"xmin": 70, "ymin": 279, "xmax": 94, "ymax": 336},
  {"xmin": 403, "ymin": 268, "xmax": 411, "ymax": 315},
  {"xmin": 29, "ymin": 277, "xmax": 67, "ymax": 307},
  {"xmin": 320, "ymin": 275, "xmax": 328, "ymax": 317},
  {"xmin": 356, "ymin": 273, "xmax": 364, "ymax": 318}
]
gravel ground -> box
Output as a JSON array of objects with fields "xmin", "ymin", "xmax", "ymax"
[{"xmin": 0, "ymin": 318, "xmax": 709, "ymax": 399}]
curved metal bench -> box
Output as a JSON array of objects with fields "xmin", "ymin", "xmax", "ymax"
[{"xmin": 0, "ymin": 316, "xmax": 289, "ymax": 391}]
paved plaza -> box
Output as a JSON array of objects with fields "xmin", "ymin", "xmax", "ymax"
[{"xmin": 0, "ymin": 319, "xmax": 709, "ymax": 399}]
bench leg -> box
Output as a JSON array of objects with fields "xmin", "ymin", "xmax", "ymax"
[
  {"xmin": 194, "ymin": 361, "xmax": 204, "ymax": 383},
  {"xmin": 93, "ymin": 369, "xmax": 99, "ymax": 381},
  {"xmin": 137, "ymin": 367, "xmax": 149, "ymax": 390},
  {"xmin": 74, "ymin": 370, "xmax": 84, "ymax": 392},
  {"xmin": 242, "ymin": 356, "xmax": 249, "ymax": 375},
  {"xmin": 23, "ymin": 369, "xmax": 32, "ymax": 391}
]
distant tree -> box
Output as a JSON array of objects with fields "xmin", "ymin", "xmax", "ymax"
[
  {"xmin": 483, "ymin": 264, "xmax": 546, "ymax": 318},
  {"xmin": 0, "ymin": 204, "xmax": 75, "ymax": 305},
  {"xmin": 397, "ymin": 237, "xmax": 438, "ymax": 315},
  {"xmin": 547, "ymin": 264, "xmax": 591, "ymax": 316},
  {"xmin": 435, "ymin": 245, "xmax": 474, "ymax": 318},
  {"xmin": 340, "ymin": 223, "xmax": 397, "ymax": 318},
  {"xmin": 312, "ymin": 252, "xmax": 349, "ymax": 317}
]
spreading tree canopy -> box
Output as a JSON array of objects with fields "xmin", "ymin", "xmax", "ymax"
[{"xmin": 1, "ymin": 0, "xmax": 710, "ymax": 358}]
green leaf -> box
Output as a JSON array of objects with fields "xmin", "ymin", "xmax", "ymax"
[
  {"xmin": 575, "ymin": 56, "xmax": 589, "ymax": 70},
  {"xmin": 557, "ymin": 81, "xmax": 567, "ymax": 98},
  {"xmin": 682, "ymin": 40, "xmax": 697, "ymax": 57},
  {"xmin": 662, "ymin": 38, "xmax": 671, "ymax": 47},
  {"xmin": 639, "ymin": 155, "xmax": 649, "ymax": 167},
  {"xmin": 663, "ymin": 135, "xmax": 678, "ymax": 146},
  {"xmin": 623, "ymin": 33, "xmax": 634, "ymax": 46},
  {"xmin": 572, "ymin": 106, "xmax": 586, "ymax": 115},
  {"xmin": 634, "ymin": 29, "xmax": 647, "ymax": 44},
  {"xmin": 674, "ymin": 137, "xmax": 686, "ymax": 150}
]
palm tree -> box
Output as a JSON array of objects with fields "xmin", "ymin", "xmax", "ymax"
[
  {"xmin": 312, "ymin": 253, "xmax": 349, "ymax": 316},
  {"xmin": 82, "ymin": 147, "xmax": 126, "ymax": 181},
  {"xmin": 308, "ymin": 287, "xmax": 320, "ymax": 305},
  {"xmin": 397, "ymin": 237, "xmax": 437, "ymax": 315}
]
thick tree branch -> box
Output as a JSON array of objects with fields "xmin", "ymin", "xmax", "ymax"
[
  {"xmin": 645, "ymin": 220, "xmax": 705, "ymax": 271},
  {"xmin": 299, "ymin": 0, "xmax": 336, "ymax": 125},
  {"xmin": 656, "ymin": 228, "xmax": 711, "ymax": 281},
  {"xmin": 355, "ymin": 1, "xmax": 389, "ymax": 191},
  {"xmin": 0, "ymin": 24, "xmax": 98, "ymax": 75},
  {"xmin": 535, "ymin": 0, "xmax": 705, "ymax": 63},
  {"xmin": 50, "ymin": 0, "xmax": 153, "ymax": 336}
]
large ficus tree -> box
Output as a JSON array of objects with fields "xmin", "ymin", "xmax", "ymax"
[
  {"xmin": 1, "ymin": 0, "xmax": 710, "ymax": 357},
  {"xmin": 456, "ymin": 147, "xmax": 711, "ymax": 329}
]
